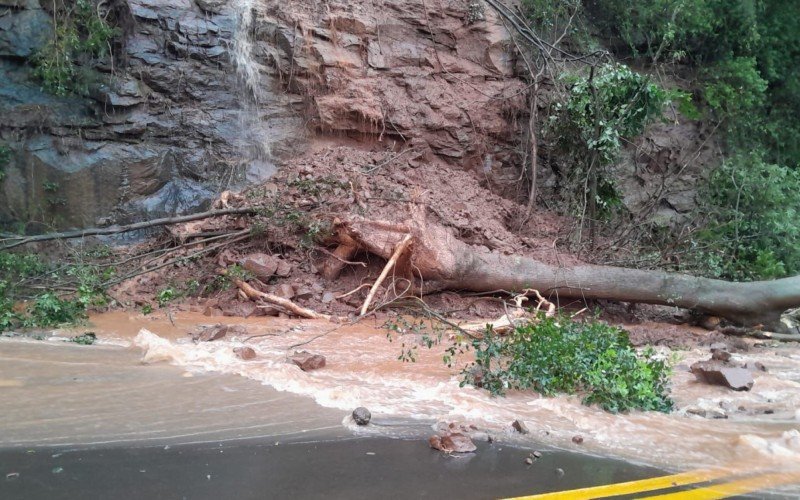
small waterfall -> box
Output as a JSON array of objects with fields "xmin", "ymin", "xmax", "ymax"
[
  {"xmin": 229, "ymin": 0, "xmax": 275, "ymax": 183},
  {"xmin": 231, "ymin": 0, "xmax": 263, "ymax": 104}
]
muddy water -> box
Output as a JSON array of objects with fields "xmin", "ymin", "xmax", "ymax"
[{"xmin": 4, "ymin": 310, "xmax": 800, "ymax": 492}]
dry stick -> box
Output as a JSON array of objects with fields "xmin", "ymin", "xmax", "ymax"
[
  {"xmin": 229, "ymin": 275, "xmax": 336, "ymax": 321},
  {"xmin": 336, "ymin": 283, "xmax": 371, "ymax": 299},
  {"xmin": 360, "ymin": 234, "xmax": 413, "ymax": 316},
  {"xmin": 1, "ymin": 207, "xmax": 259, "ymax": 250}
]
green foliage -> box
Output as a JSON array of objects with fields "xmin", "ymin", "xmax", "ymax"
[
  {"xmin": 464, "ymin": 316, "xmax": 673, "ymax": 413},
  {"xmin": 548, "ymin": 63, "xmax": 673, "ymax": 217},
  {"xmin": 24, "ymin": 293, "xmax": 86, "ymax": 328},
  {"xmin": 0, "ymin": 252, "xmax": 110, "ymax": 332},
  {"xmin": 0, "ymin": 144, "xmax": 10, "ymax": 182},
  {"xmin": 694, "ymin": 154, "xmax": 800, "ymax": 280},
  {"xmin": 156, "ymin": 287, "xmax": 177, "ymax": 307},
  {"xmin": 32, "ymin": 0, "xmax": 118, "ymax": 96},
  {"xmin": 703, "ymin": 57, "xmax": 767, "ymax": 115}
]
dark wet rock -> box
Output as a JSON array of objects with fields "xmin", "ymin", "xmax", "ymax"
[
  {"xmin": 0, "ymin": 8, "xmax": 52, "ymax": 57},
  {"xmin": 512, "ymin": 420, "xmax": 530, "ymax": 434},
  {"xmin": 290, "ymin": 351, "xmax": 326, "ymax": 371},
  {"xmin": 233, "ymin": 346, "xmax": 257, "ymax": 360},
  {"xmin": 195, "ymin": 0, "xmax": 227, "ymax": 14},
  {"xmin": 690, "ymin": 360, "xmax": 754, "ymax": 391},
  {"xmin": 429, "ymin": 433, "xmax": 477, "ymax": 453},
  {"xmin": 352, "ymin": 407, "xmax": 371, "ymax": 425},
  {"xmin": 88, "ymin": 77, "xmax": 150, "ymax": 108},
  {"xmin": 192, "ymin": 324, "xmax": 228, "ymax": 342},
  {"xmin": 571, "ymin": 435, "xmax": 584, "ymax": 444}
]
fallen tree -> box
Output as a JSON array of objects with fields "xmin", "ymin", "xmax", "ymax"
[{"xmin": 328, "ymin": 206, "xmax": 800, "ymax": 332}]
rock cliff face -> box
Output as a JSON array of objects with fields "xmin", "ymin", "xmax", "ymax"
[{"xmin": 0, "ymin": 0, "xmax": 526, "ymax": 230}]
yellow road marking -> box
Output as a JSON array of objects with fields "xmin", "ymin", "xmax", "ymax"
[
  {"xmin": 645, "ymin": 471, "xmax": 800, "ymax": 500},
  {"xmin": 501, "ymin": 468, "xmax": 735, "ymax": 500}
]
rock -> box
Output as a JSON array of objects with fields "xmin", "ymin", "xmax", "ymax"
[
  {"xmin": 352, "ymin": 407, "xmax": 371, "ymax": 425},
  {"xmin": 290, "ymin": 351, "xmax": 326, "ymax": 371},
  {"xmin": 429, "ymin": 435, "xmax": 443, "ymax": 450},
  {"xmin": 195, "ymin": 0, "xmax": 227, "ymax": 13},
  {"xmin": 710, "ymin": 342, "xmax": 732, "ymax": 362},
  {"xmin": 192, "ymin": 324, "xmax": 228, "ymax": 342},
  {"xmin": 555, "ymin": 468, "xmax": 565, "ymax": 477},
  {"xmin": 275, "ymin": 260, "xmax": 292, "ymax": 277},
  {"xmin": 221, "ymin": 300, "xmax": 262, "ymax": 318},
  {"xmin": 0, "ymin": 9, "xmax": 52, "ymax": 57},
  {"xmin": 699, "ymin": 316, "xmax": 721, "ymax": 330},
  {"xmin": 233, "ymin": 346, "xmax": 257, "ymax": 360},
  {"xmin": 203, "ymin": 306, "xmax": 223, "ymax": 317},
  {"xmin": 441, "ymin": 433, "xmax": 477, "ymax": 453},
  {"xmin": 685, "ymin": 406, "xmax": 728, "ymax": 419},
  {"xmin": 524, "ymin": 457, "xmax": 533, "ymax": 465},
  {"xmin": 242, "ymin": 253, "xmax": 280, "ymax": 281},
  {"xmin": 274, "ymin": 284, "xmax": 295, "ymax": 299},
  {"xmin": 571, "ymin": 435, "xmax": 584, "ymax": 445},
  {"xmin": 321, "ymin": 292, "xmax": 336, "ymax": 304},
  {"xmin": 690, "ymin": 361, "xmax": 755, "ymax": 391},
  {"xmin": 532, "ymin": 450, "xmax": 542, "ymax": 458},
  {"xmin": 512, "ymin": 420, "xmax": 530, "ymax": 434},
  {"xmin": 467, "ymin": 365, "xmax": 484, "ymax": 388}
]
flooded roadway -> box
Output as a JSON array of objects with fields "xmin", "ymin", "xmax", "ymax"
[{"xmin": 1, "ymin": 310, "xmax": 799, "ymax": 498}]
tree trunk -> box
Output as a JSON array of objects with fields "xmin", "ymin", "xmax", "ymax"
[{"xmin": 335, "ymin": 211, "xmax": 800, "ymax": 330}]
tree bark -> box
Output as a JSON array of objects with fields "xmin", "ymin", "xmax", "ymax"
[{"xmin": 335, "ymin": 211, "xmax": 800, "ymax": 330}]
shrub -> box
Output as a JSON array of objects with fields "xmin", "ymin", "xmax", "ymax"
[
  {"xmin": 33, "ymin": 0, "xmax": 118, "ymax": 96},
  {"xmin": 463, "ymin": 316, "xmax": 673, "ymax": 413},
  {"xmin": 695, "ymin": 154, "xmax": 800, "ymax": 280}
]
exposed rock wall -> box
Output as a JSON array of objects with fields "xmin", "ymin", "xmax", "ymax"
[
  {"xmin": 0, "ymin": 0, "xmax": 528, "ymax": 231},
  {"xmin": 254, "ymin": 0, "xmax": 526, "ymax": 174},
  {"xmin": 0, "ymin": 0, "xmax": 304, "ymax": 230}
]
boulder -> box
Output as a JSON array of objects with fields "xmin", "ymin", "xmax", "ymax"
[
  {"xmin": 233, "ymin": 346, "xmax": 257, "ymax": 360},
  {"xmin": 352, "ymin": 407, "xmax": 371, "ymax": 425},
  {"xmin": 690, "ymin": 361, "xmax": 754, "ymax": 391},
  {"xmin": 192, "ymin": 324, "xmax": 228, "ymax": 342},
  {"xmin": 290, "ymin": 351, "xmax": 326, "ymax": 371},
  {"xmin": 195, "ymin": 0, "xmax": 227, "ymax": 14},
  {"xmin": 242, "ymin": 253, "xmax": 279, "ymax": 280},
  {"xmin": 429, "ymin": 432, "xmax": 477, "ymax": 453},
  {"xmin": 512, "ymin": 419, "xmax": 530, "ymax": 434}
]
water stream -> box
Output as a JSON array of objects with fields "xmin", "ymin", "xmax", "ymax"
[{"xmin": 4, "ymin": 311, "xmax": 797, "ymax": 476}]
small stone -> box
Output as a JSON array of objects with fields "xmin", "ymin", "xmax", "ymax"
[
  {"xmin": 202, "ymin": 306, "xmax": 223, "ymax": 317},
  {"xmin": 572, "ymin": 435, "xmax": 584, "ymax": 444},
  {"xmin": 512, "ymin": 419, "xmax": 529, "ymax": 434},
  {"xmin": 555, "ymin": 468, "xmax": 565, "ymax": 477},
  {"xmin": 353, "ymin": 407, "xmax": 371, "ymax": 425},
  {"xmin": 233, "ymin": 346, "xmax": 256, "ymax": 360},
  {"xmin": 524, "ymin": 457, "xmax": 533, "ymax": 465},
  {"xmin": 429, "ymin": 435, "xmax": 443, "ymax": 450},
  {"xmin": 6, "ymin": 472, "xmax": 19, "ymax": 480},
  {"xmin": 532, "ymin": 450, "xmax": 543, "ymax": 458},
  {"xmin": 274, "ymin": 284, "xmax": 295, "ymax": 299},
  {"xmin": 711, "ymin": 350, "xmax": 732, "ymax": 362},
  {"xmin": 290, "ymin": 351, "xmax": 326, "ymax": 371},
  {"xmin": 321, "ymin": 292, "xmax": 336, "ymax": 304}
]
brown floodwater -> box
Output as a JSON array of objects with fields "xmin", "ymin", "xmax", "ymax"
[{"xmin": 2, "ymin": 309, "xmax": 800, "ymax": 495}]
